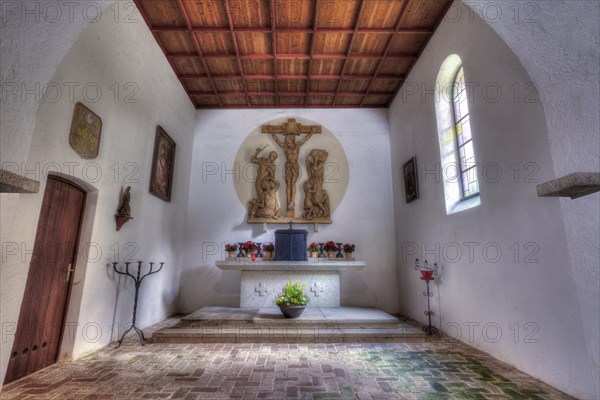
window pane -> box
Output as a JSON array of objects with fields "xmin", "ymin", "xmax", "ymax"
[
  {"xmin": 461, "ymin": 116, "xmax": 472, "ymax": 143},
  {"xmin": 462, "ymin": 172, "xmax": 470, "ymax": 194},
  {"xmin": 464, "ymin": 141, "xmax": 474, "ymax": 166},
  {"xmin": 459, "ymin": 146, "xmax": 467, "ymax": 171},
  {"xmin": 452, "ymin": 65, "xmax": 480, "ymax": 199}
]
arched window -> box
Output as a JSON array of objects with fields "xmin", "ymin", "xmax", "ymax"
[
  {"xmin": 435, "ymin": 55, "xmax": 480, "ymax": 214},
  {"xmin": 451, "ymin": 66, "xmax": 479, "ymax": 199}
]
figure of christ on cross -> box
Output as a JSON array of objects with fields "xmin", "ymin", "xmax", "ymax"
[
  {"xmin": 270, "ymin": 132, "xmax": 313, "ymax": 216},
  {"xmin": 261, "ymin": 119, "xmax": 321, "ymax": 218}
]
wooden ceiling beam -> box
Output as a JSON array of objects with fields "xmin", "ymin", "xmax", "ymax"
[
  {"xmin": 132, "ymin": 0, "xmax": 197, "ymax": 106},
  {"xmin": 361, "ymin": 0, "xmax": 411, "ymax": 106},
  {"xmin": 151, "ymin": 26, "xmax": 432, "ymax": 35},
  {"xmin": 305, "ymin": 0, "xmax": 320, "ymax": 106},
  {"xmin": 223, "ymin": 0, "xmax": 251, "ymax": 107},
  {"xmin": 269, "ymin": 0, "xmax": 279, "ymax": 106},
  {"xmin": 189, "ymin": 91, "xmax": 394, "ymax": 97},
  {"xmin": 333, "ymin": 0, "xmax": 367, "ymax": 106},
  {"xmin": 387, "ymin": 0, "xmax": 454, "ymax": 107},
  {"xmin": 167, "ymin": 52, "xmax": 416, "ymax": 60},
  {"xmin": 194, "ymin": 104, "xmax": 388, "ymax": 110},
  {"xmin": 175, "ymin": 0, "xmax": 223, "ymax": 107},
  {"xmin": 179, "ymin": 73, "xmax": 403, "ymax": 80}
]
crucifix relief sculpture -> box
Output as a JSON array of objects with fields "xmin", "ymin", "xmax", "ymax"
[
  {"xmin": 248, "ymin": 119, "xmax": 332, "ymax": 224},
  {"xmin": 303, "ymin": 149, "xmax": 330, "ymax": 219},
  {"xmin": 262, "ymin": 119, "xmax": 321, "ymax": 218},
  {"xmin": 248, "ymin": 147, "xmax": 281, "ymax": 219}
]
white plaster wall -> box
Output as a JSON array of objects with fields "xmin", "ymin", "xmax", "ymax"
[
  {"xmin": 181, "ymin": 109, "xmax": 398, "ymax": 314},
  {"xmin": 389, "ymin": 2, "xmax": 598, "ymax": 398},
  {"xmin": 0, "ymin": 6, "xmax": 196, "ymax": 388},
  {"xmin": 0, "ymin": 0, "xmax": 116, "ymax": 165},
  {"xmin": 463, "ymin": 2, "xmax": 600, "ymax": 397}
]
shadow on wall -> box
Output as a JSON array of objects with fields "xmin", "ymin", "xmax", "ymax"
[{"xmin": 178, "ymin": 268, "xmax": 241, "ymax": 313}]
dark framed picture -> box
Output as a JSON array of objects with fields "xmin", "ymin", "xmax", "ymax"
[
  {"xmin": 149, "ymin": 126, "xmax": 176, "ymax": 202},
  {"xmin": 403, "ymin": 156, "xmax": 419, "ymax": 203}
]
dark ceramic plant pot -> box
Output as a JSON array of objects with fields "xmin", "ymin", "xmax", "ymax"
[{"xmin": 278, "ymin": 306, "xmax": 305, "ymax": 319}]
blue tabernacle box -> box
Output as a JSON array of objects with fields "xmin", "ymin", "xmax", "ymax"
[{"xmin": 274, "ymin": 226, "xmax": 308, "ymax": 261}]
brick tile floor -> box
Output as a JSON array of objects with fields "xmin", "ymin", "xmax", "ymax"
[{"xmin": 1, "ymin": 318, "xmax": 572, "ymax": 400}]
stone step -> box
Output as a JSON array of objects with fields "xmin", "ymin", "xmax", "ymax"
[
  {"xmin": 152, "ymin": 306, "xmax": 437, "ymax": 344},
  {"xmin": 179, "ymin": 306, "xmax": 402, "ymax": 329},
  {"xmin": 151, "ymin": 326, "xmax": 432, "ymax": 344}
]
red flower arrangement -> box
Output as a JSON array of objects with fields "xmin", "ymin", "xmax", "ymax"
[
  {"xmin": 307, "ymin": 243, "xmax": 320, "ymax": 252},
  {"xmin": 225, "ymin": 243, "xmax": 238, "ymax": 253},
  {"xmin": 242, "ymin": 241, "xmax": 258, "ymax": 253},
  {"xmin": 262, "ymin": 243, "xmax": 274, "ymax": 252},
  {"xmin": 343, "ymin": 244, "xmax": 356, "ymax": 253},
  {"xmin": 323, "ymin": 241, "xmax": 338, "ymax": 252}
]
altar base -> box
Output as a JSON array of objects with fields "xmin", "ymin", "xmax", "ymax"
[{"xmin": 216, "ymin": 260, "xmax": 366, "ymax": 308}]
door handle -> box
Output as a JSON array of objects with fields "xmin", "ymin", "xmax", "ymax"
[{"xmin": 66, "ymin": 264, "xmax": 74, "ymax": 282}]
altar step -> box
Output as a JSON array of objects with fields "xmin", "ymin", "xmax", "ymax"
[{"xmin": 151, "ymin": 307, "xmax": 435, "ymax": 344}]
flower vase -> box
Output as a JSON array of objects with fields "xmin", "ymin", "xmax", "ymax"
[
  {"xmin": 327, "ymin": 251, "xmax": 335, "ymax": 259},
  {"xmin": 345, "ymin": 252, "xmax": 354, "ymax": 260},
  {"xmin": 310, "ymin": 251, "xmax": 318, "ymax": 259},
  {"xmin": 264, "ymin": 251, "xmax": 272, "ymax": 260},
  {"xmin": 227, "ymin": 251, "xmax": 235, "ymax": 259},
  {"xmin": 278, "ymin": 306, "xmax": 305, "ymax": 319}
]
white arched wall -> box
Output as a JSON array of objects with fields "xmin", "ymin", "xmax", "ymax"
[
  {"xmin": 0, "ymin": 0, "xmax": 116, "ymax": 166},
  {"xmin": 389, "ymin": 1, "xmax": 598, "ymax": 398},
  {"xmin": 0, "ymin": 2, "xmax": 196, "ymax": 390},
  {"xmin": 463, "ymin": 2, "xmax": 600, "ymax": 397},
  {"xmin": 181, "ymin": 109, "xmax": 398, "ymax": 314}
]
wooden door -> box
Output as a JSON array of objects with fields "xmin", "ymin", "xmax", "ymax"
[{"xmin": 4, "ymin": 176, "xmax": 86, "ymax": 384}]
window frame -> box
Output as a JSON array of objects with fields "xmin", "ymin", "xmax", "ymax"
[{"xmin": 451, "ymin": 65, "xmax": 479, "ymax": 201}]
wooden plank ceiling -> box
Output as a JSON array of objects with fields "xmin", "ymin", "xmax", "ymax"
[{"xmin": 134, "ymin": 0, "xmax": 452, "ymax": 109}]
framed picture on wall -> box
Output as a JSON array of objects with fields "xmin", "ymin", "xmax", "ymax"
[
  {"xmin": 403, "ymin": 156, "xmax": 419, "ymax": 203},
  {"xmin": 149, "ymin": 126, "xmax": 176, "ymax": 202},
  {"xmin": 69, "ymin": 102, "xmax": 102, "ymax": 159}
]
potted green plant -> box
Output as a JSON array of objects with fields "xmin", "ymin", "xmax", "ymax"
[
  {"xmin": 307, "ymin": 242, "xmax": 320, "ymax": 258},
  {"xmin": 323, "ymin": 241, "xmax": 338, "ymax": 258},
  {"xmin": 225, "ymin": 243, "xmax": 238, "ymax": 259},
  {"xmin": 343, "ymin": 243, "xmax": 356, "ymax": 260},
  {"xmin": 275, "ymin": 280, "xmax": 309, "ymax": 318}
]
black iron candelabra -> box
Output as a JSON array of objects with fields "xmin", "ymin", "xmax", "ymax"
[
  {"xmin": 112, "ymin": 261, "xmax": 164, "ymax": 348},
  {"xmin": 414, "ymin": 259, "xmax": 439, "ymax": 336}
]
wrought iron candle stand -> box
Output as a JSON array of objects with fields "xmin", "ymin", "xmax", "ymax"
[
  {"xmin": 255, "ymin": 242, "xmax": 263, "ymax": 258},
  {"xmin": 112, "ymin": 261, "xmax": 164, "ymax": 348},
  {"xmin": 318, "ymin": 243, "xmax": 326, "ymax": 258},
  {"xmin": 335, "ymin": 242, "xmax": 344, "ymax": 258},
  {"xmin": 414, "ymin": 259, "xmax": 439, "ymax": 336},
  {"xmin": 237, "ymin": 243, "xmax": 245, "ymax": 258}
]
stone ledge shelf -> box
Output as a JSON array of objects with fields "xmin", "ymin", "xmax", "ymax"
[
  {"xmin": 536, "ymin": 172, "xmax": 600, "ymax": 199},
  {"xmin": 216, "ymin": 260, "xmax": 366, "ymax": 308},
  {"xmin": 216, "ymin": 260, "xmax": 366, "ymax": 271},
  {"xmin": 0, "ymin": 169, "xmax": 40, "ymax": 193}
]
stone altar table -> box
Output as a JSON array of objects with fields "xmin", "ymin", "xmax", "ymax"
[{"xmin": 216, "ymin": 260, "xmax": 366, "ymax": 308}]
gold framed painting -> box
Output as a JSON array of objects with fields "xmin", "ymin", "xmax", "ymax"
[
  {"xmin": 149, "ymin": 126, "xmax": 176, "ymax": 202},
  {"xmin": 69, "ymin": 102, "xmax": 102, "ymax": 159}
]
